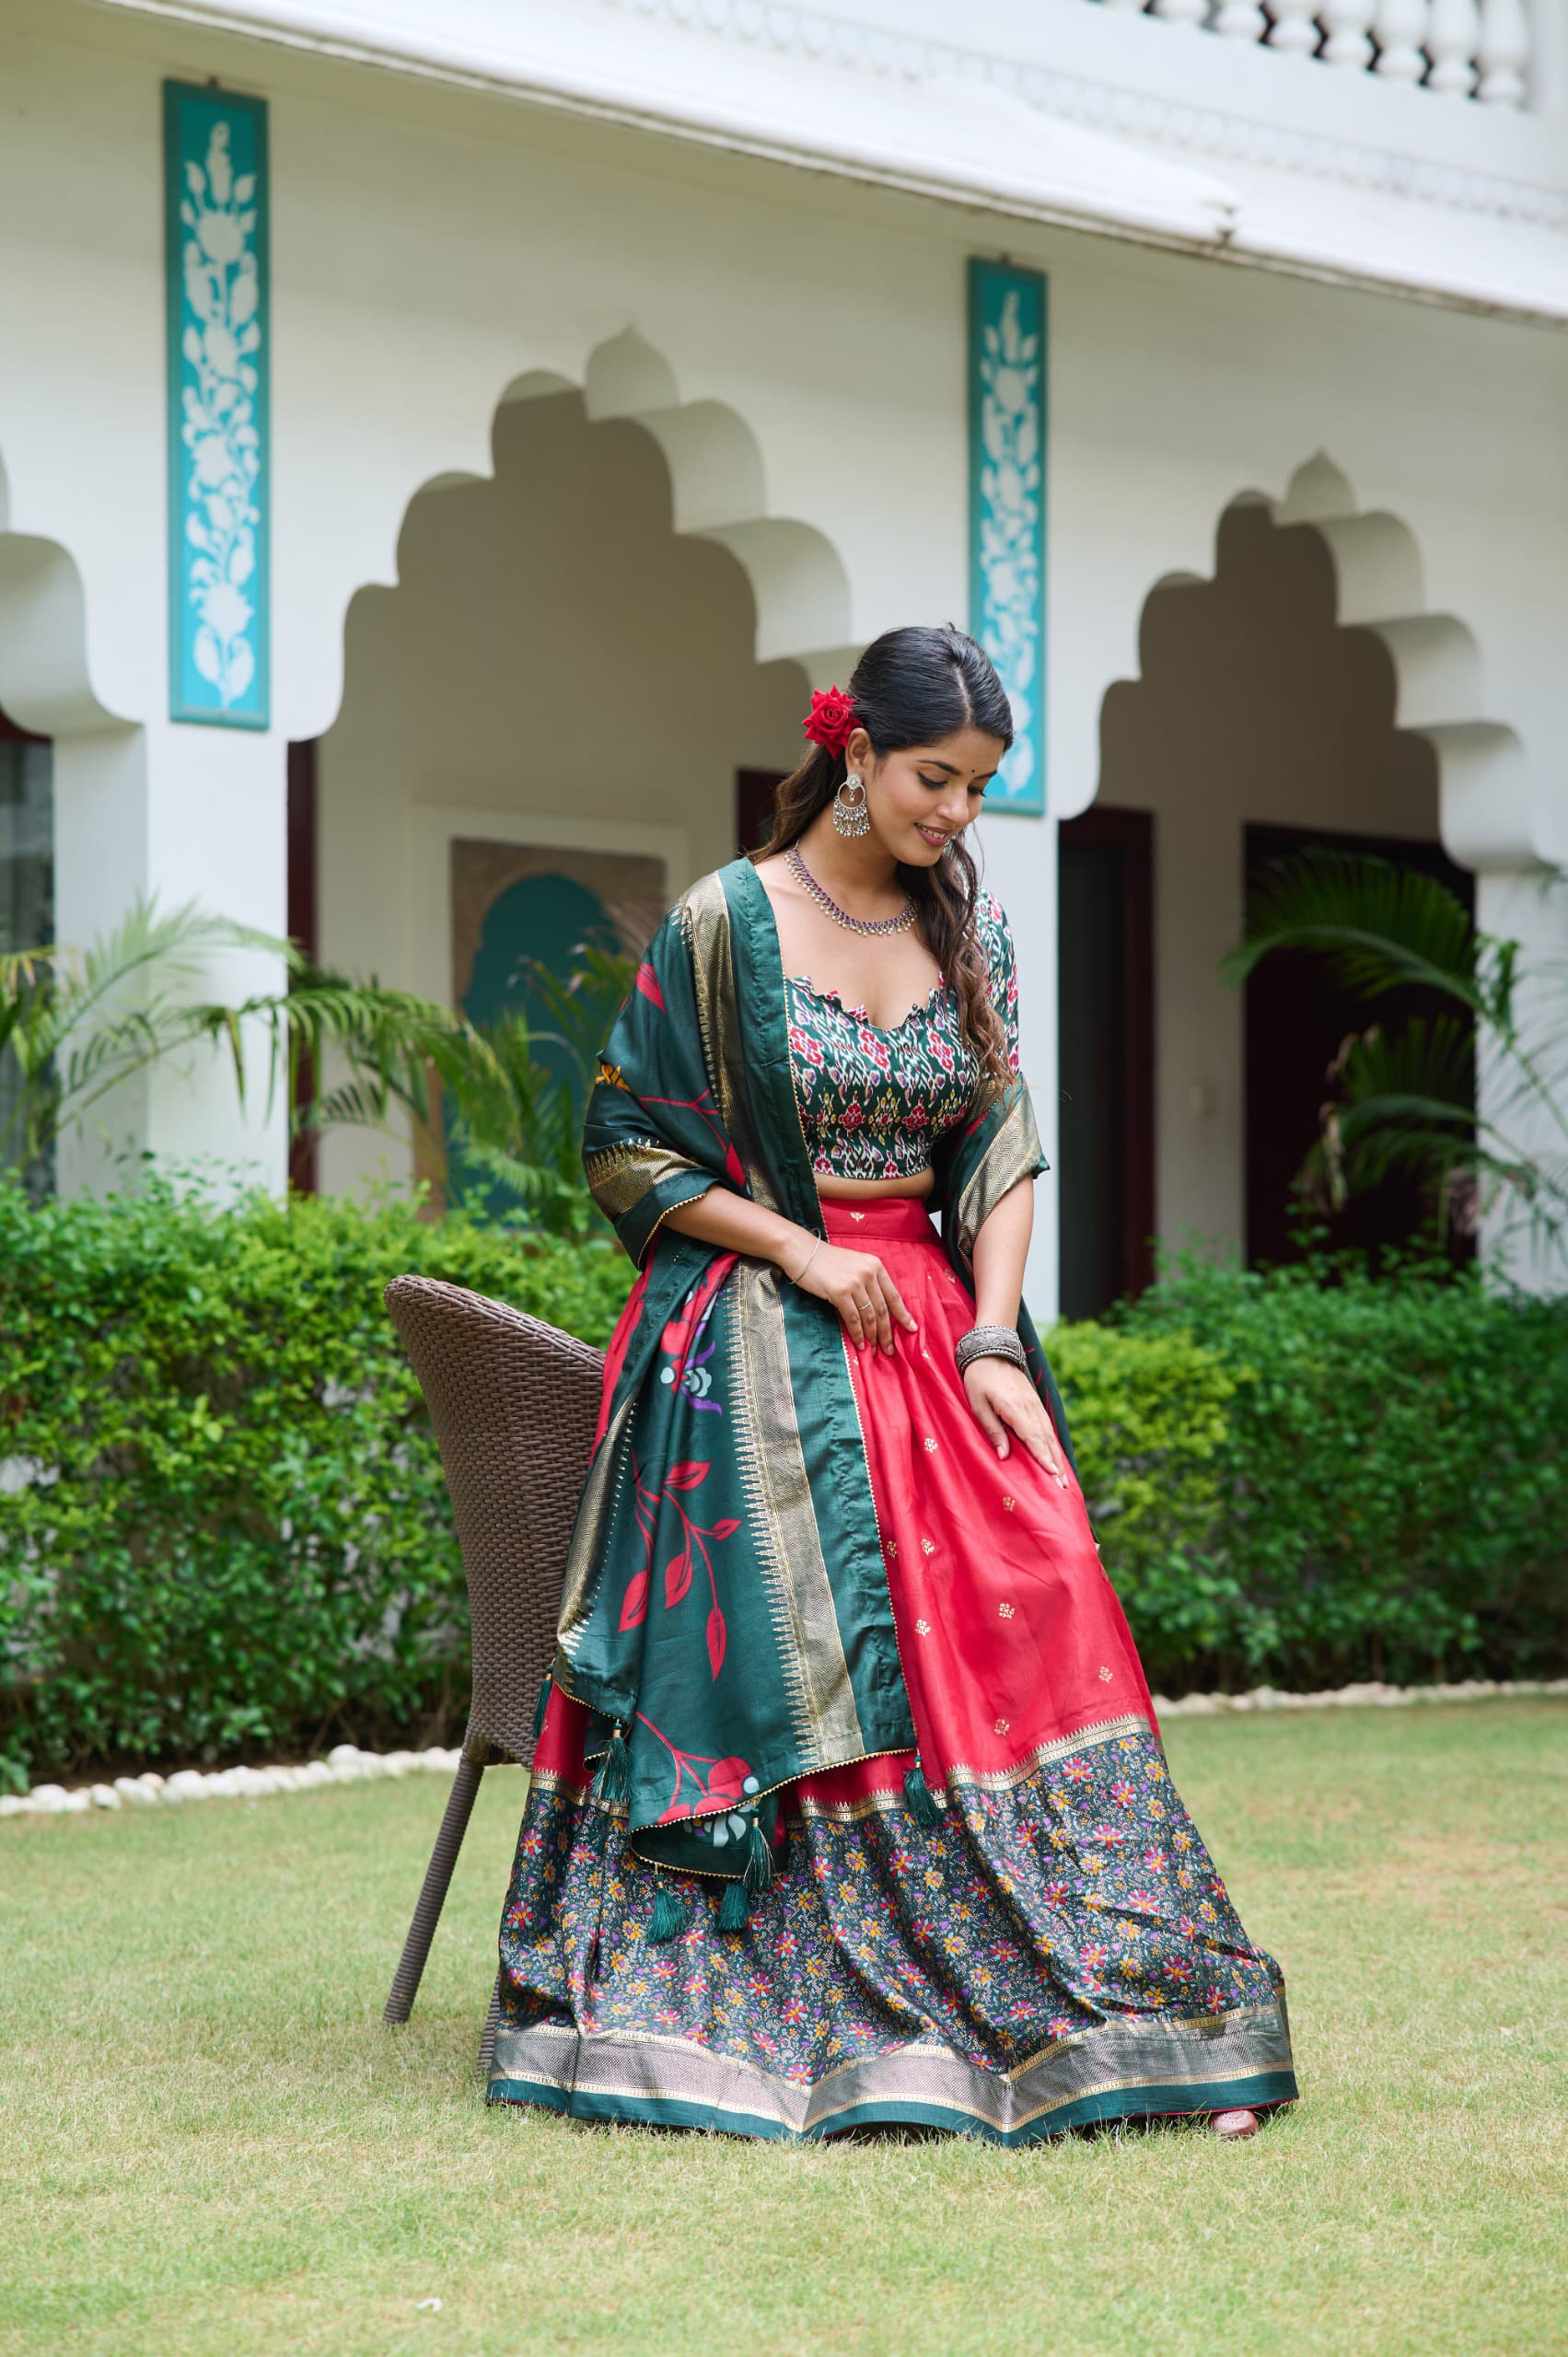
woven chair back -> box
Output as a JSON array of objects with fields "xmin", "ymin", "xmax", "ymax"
[{"xmin": 384, "ymin": 1275, "xmax": 605, "ymax": 1765}]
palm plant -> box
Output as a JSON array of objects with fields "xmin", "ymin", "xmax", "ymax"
[
  {"xmin": 1, "ymin": 897, "xmax": 633, "ymax": 1239},
  {"xmin": 1223, "ymin": 850, "xmax": 1568, "ymax": 1260},
  {"xmin": 436, "ymin": 944, "xmax": 633, "ymax": 1239},
  {"xmin": 0, "ymin": 898, "xmax": 469, "ymax": 1199}
]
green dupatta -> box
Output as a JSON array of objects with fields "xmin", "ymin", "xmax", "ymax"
[{"xmin": 554, "ymin": 859, "xmax": 1073, "ymax": 1887}]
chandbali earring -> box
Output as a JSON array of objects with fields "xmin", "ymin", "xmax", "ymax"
[{"xmin": 831, "ymin": 772, "xmax": 871, "ymax": 839}]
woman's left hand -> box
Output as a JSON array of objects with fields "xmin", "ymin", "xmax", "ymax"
[{"xmin": 962, "ymin": 1358, "xmax": 1070, "ymax": 1485}]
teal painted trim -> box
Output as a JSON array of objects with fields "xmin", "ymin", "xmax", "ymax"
[
  {"xmin": 488, "ymin": 2070, "xmax": 1300, "ymax": 2145},
  {"xmin": 164, "ymin": 80, "xmax": 270, "ymax": 729},
  {"xmin": 968, "ymin": 257, "xmax": 1047, "ymax": 816}
]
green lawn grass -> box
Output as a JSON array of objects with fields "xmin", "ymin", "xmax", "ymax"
[{"xmin": 3, "ymin": 1704, "xmax": 1564, "ymax": 2357}]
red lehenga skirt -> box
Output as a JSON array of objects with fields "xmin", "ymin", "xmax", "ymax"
[{"xmin": 489, "ymin": 1201, "xmax": 1297, "ymax": 2142}]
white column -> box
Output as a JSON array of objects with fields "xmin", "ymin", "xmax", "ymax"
[
  {"xmin": 141, "ymin": 721, "xmax": 292, "ymax": 1190},
  {"xmin": 1474, "ymin": 867, "xmax": 1568, "ymax": 1295},
  {"xmin": 1476, "ymin": 0, "xmax": 1531, "ymax": 102},
  {"xmin": 52, "ymin": 719, "xmax": 290, "ymax": 1195},
  {"xmin": 1320, "ymin": 0, "xmax": 1378, "ymax": 66},
  {"xmin": 1214, "ymin": 0, "xmax": 1271, "ymax": 37},
  {"xmin": 1426, "ymin": 0, "xmax": 1481, "ymax": 90},
  {"xmin": 1373, "ymin": 0, "xmax": 1433, "ymax": 78},
  {"xmin": 1151, "ymin": 0, "xmax": 1213, "ymax": 28},
  {"xmin": 1267, "ymin": 0, "xmax": 1325, "ymax": 56},
  {"xmin": 51, "ymin": 726, "xmax": 151, "ymax": 1198}
]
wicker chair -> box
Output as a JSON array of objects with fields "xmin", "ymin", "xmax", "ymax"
[{"xmin": 380, "ymin": 1275, "xmax": 605, "ymax": 2068}]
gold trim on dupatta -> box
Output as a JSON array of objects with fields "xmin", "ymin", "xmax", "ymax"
[
  {"xmin": 554, "ymin": 1376, "xmax": 639, "ymax": 1664},
  {"xmin": 679, "ymin": 872, "xmax": 779, "ymax": 1213},
  {"xmin": 954, "ymin": 1083, "xmax": 1045, "ymax": 1264},
  {"xmin": 726, "ymin": 1258, "xmax": 867, "ymax": 1768},
  {"xmin": 585, "ymin": 1136, "xmax": 707, "ymax": 1224}
]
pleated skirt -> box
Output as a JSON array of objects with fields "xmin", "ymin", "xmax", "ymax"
[{"xmin": 488, "ymin": 1200, "xmax": 1297, "ymax": 2142}]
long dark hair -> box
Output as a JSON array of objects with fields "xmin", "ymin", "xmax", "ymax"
[{"xmin": 753, "ymin": 623, "xmax": 1014, "ymax": 1094}]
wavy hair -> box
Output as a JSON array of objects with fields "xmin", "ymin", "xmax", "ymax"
[{"xmin": 752, "ymin": 623, "xmax": 1014, "ymax": 1097}]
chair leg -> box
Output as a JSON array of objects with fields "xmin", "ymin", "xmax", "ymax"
[
  {"xmin": 384, "ymin": 1753, "xmax": 484, "ymax": 2024},
  {"xmin": 477, "ymin": 1968, "xmax": 502, "ymax": 2087}
]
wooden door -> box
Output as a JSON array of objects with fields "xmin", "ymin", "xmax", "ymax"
[
  {"xmin": 1243, "ymin": 821, "xmax": 1476, "ymax": 1267},
  {"xmin": 1057, "ymin": 807, "xmax": 1156, "ymax": 1318}
]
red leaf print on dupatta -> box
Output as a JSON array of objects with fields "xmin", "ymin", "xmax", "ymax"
[
  {"xmin": 631, "ymin": 1453, "xmax": 738, "ymax": 1681},
  {"xmin": 634, "ymin": 961, "xmax": 665, "ymax": 1009},
  {"xmin": 705, "ymin": 1755, "xmax": 749, "ymax": 1805},
  {"xmin": 664, "ymin": 1550, "xmax": 693, "ymax": 1608}
]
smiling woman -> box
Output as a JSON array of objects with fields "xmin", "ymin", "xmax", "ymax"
[{"xmin": 488, "ymin": 626, "xmax": 1297, "ymax": 2145}]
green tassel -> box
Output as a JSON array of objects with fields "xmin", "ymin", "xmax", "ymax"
[
  {"xmin": 716, "ymin": 1879, "xmax": 749, "ymax": 1933},
  {"xmin": 904, "ymin": 1761, "xmax": 943, "ymax": 1827},
  {"xmin": 648, "ymin": 1878, "xmax": 691, "ymax": 1945},
  {"xmin": 591, "ymin": 1724, "xmax": 630, "ymax": 1810},
  {"xmin": 742, "ymin": 1816, "xmax": 774, "ymax": 1895}
]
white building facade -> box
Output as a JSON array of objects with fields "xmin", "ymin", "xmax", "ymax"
[{"xmin": 2, "ymin": 0, "xmax": 1565, "ymax": 1314}]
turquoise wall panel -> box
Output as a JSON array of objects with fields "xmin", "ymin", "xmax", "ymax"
[
  {"xmin": 164, "ymin": 81, "xmax": 270, "ymax": 728},
  {"xmin": 968, "ymin": 258, "xmax": 1046, "ymax": 816}
]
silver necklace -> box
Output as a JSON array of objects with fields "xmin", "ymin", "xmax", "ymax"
[{"xmin": 787, "ymin": 844, "xmax": 916, "ymax": 936}]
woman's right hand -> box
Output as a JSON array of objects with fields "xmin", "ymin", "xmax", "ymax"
[{"xmin": 789, "ymin": 1240, "xmax": 917, "ymax": 1355}]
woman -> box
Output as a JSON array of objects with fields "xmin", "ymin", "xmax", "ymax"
[{"xmin": 489, "ymin": 624, "xmax": 1296, "ymax": 2144}]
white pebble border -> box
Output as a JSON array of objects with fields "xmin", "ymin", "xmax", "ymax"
[
  {"xmin": 0, "ymin": 1743, "xmax": 464, "ymax": 1819},
  {"xmin": 1153, "ymin": 1676, "xmax": 1568, "ymax": 1718},
  {"xmin": 2, "ymin": 1678, "xmax": 1564, "ymax": 1821}
]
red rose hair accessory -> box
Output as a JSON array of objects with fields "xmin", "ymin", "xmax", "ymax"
[{"xmin": 803, "ymin": 686, "xmax": 858, "ymax": 757}]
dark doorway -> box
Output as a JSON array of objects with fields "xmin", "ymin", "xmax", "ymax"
[
  {"xmin": 737, "ymin": 768, "xmax": 784, "ymax": 858},
  {"xmin": 0, "ymin": 702, "xmax": 54, "ymax": 1194},
  {"xmin": 1058, "ymin": 807, "xmax": 1156, "ymax": 1318},
  {"xmin": 286, "ymin": 738, "xmax": 319, "ymax": 1193},
  {"xmin": 1243, "ymin": 820, "xmax": 1476, "ymax": 1267}
]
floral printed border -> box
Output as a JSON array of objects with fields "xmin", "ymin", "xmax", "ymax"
[
  {"xmin": 968, "ymin": 258, "xmax": 1046, "ymax": 816},
  {"xmin": 164, "ymin": 81, "xmax": 270, "ymax": 728}
]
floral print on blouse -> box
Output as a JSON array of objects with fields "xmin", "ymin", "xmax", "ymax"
[{"xmin": 786, "ymin": 893, "xmax": 1021, "ymax": 1182}]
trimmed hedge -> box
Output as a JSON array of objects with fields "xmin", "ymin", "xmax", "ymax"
[
  {"xmin": 1060, "ymin": 1253, "xmax": 1568, "ymax": 1694},
  {"xmin": 2, "ymin": 1186, "xmax": 1563, "ymax": 1782},
  {"xmin": 0, "ymin": 1182, "xmax": 627, "ymax": 1786}
]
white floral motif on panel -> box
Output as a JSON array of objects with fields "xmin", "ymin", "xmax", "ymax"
[
  {"xmin": 178, "ymin": 122, "xmax": 262, "ymax": 709},
  {"xmin": 975, "ymin": 286, "xmax": 1042, "ymax": 807}
]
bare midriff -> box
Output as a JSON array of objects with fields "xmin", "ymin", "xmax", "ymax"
[{"xmin": 815, "ymin": 1167, "xmax": 935, "ymax": 1202}]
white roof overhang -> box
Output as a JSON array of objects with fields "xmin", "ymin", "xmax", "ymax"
[{"xmin": 87, "ymin": 0, "xmax": 1568, "ymax": 324}]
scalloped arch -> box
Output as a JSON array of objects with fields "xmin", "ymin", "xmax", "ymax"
[
  {"xmin": 1114, "ymin": 453, "xmax": 1534, "ymax": 875},
  {"xmin": 1272, "ymin": 455, "xmax": 1525, "ymax": 873},
  {"xmin": 331, "ymin": 327, "xmax": 858, "ymax": 726},
  {"xmin": 0, "ymin": 448, "xmax": 128, "ymax": 737}
]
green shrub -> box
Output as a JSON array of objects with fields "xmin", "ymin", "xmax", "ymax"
[
  {"xmin": 1048, "ymin": 1321, "xmax": 1242, "ymax": 1684},
  {"xmin": 3, "ymin": 1181, "xmax": 1563, "ymax": 1783},
  {"xmin": 0, "ymin": 1179, "xmax": 628, "ymax": 1786},
  {"xmin": 1057, "ymin": 1252, "xmax": 1568, "ymax": 1693}
]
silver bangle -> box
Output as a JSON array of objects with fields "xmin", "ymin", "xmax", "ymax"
[
  {"xmin": 956, "ymin": 1324, "xmax": 1028, "ymax": 1375},
  {"xmin": 789, "ymin": 1236, "xmax": 824, "ymax": 1286}
]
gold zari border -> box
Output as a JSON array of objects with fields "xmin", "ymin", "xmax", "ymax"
[
  {"xmin": 491, "ymin": 1994, "xmax": 1294, "ymax": 2141},
  {"xmin": 955, "ymin": 1084, "xmax": 1044, "ymax": 1263},
  {"xmin": 791, "ymin": 1711, "xmax": 1155, "ymax": 1823}
]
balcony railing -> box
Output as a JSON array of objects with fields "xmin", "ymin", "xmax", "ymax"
[{"xmin": 1096, "ymin": 0, "xmax": 1532, "ymax": 107}]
